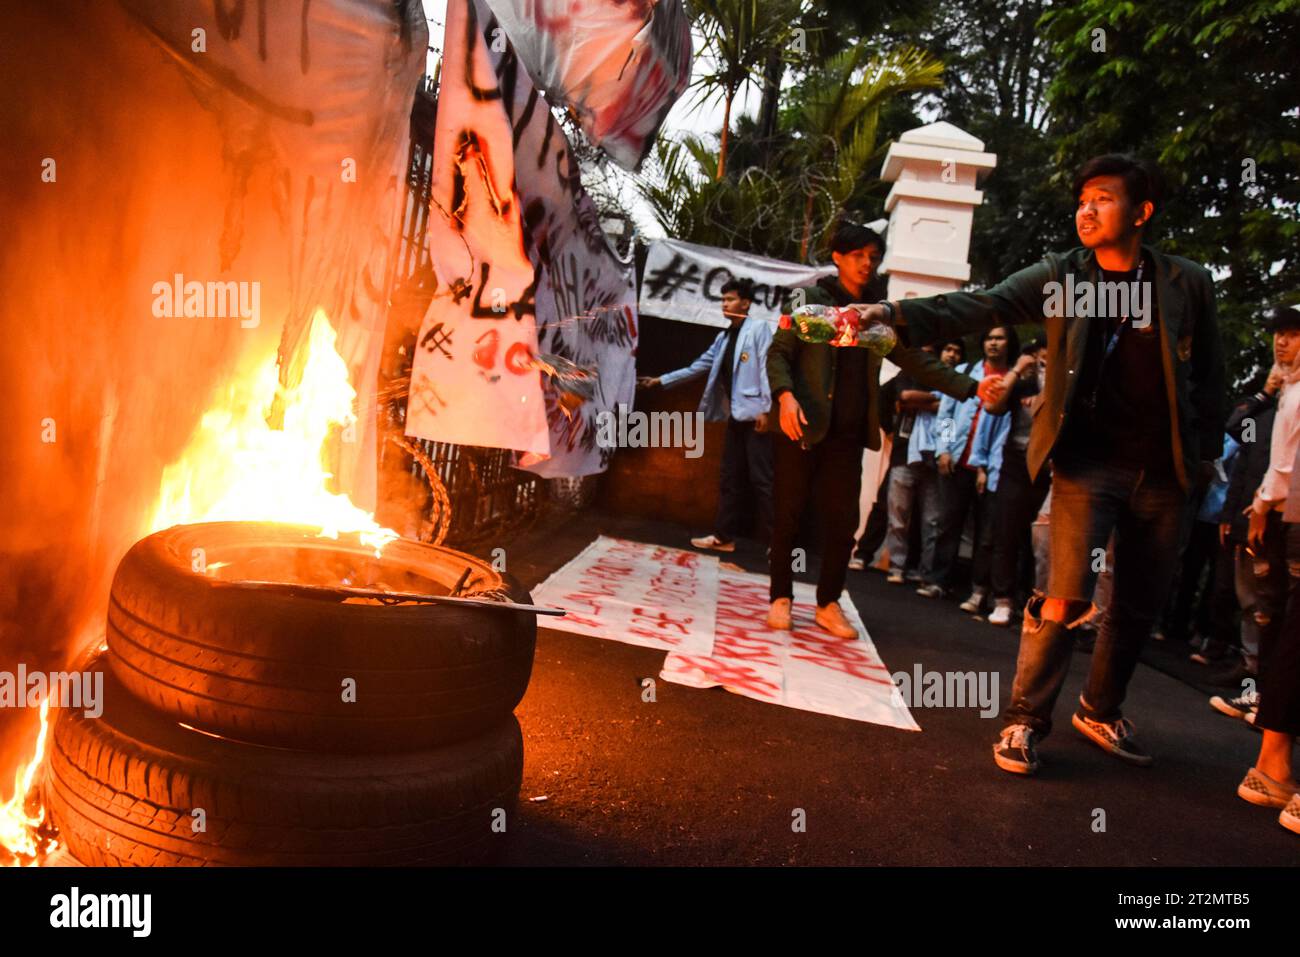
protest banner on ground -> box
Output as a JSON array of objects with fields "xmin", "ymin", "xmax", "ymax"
[
  {"xmin": 532, "ymin": 536, "xmax": 918, "ymax": 730},
  {"xmin": 531, "ymin": 536, "xmax": 716, "ymax": 655}
]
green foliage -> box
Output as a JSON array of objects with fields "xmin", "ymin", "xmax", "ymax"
[
  {"xmin": 1041, "ymin": 0, "xmax": 1300, "ymax": 388},
  {"xmin": 639, "ymin": 0, "xmax": 1298, "ymax": 389},
  {"xmin": 638, "ymin": 41, "xmax": 942, "ymax": 262}
]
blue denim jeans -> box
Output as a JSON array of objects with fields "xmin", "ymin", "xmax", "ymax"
[{"xmin": 1003, "ymin": 450, "xmax": 1187, "ymax": 735}]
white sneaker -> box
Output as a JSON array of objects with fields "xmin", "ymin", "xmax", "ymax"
[
  {"xmin": 886, "ymin": 570, "xmax": 905, "ymax": 584},
  {"xmin": 847, "ymin": 557, "xmax": 865, "ymax": 571},
  {"xmin": 959, "ymin": 589, "xmax": 987, "ymax": 614},
  {"xmin": 690, "ymin": 534, "xmax": 734, "ymax": 552},
  {"xmin": 916, "ymin": 584, "xmax": 944, "ymax": 599},
  {"xmin": 988, "ymin": 600, "xmax": 1014, "ymax": 626}
]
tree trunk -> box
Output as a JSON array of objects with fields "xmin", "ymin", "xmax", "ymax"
[
  {"xmin": 717, "ymin": 89, "xmax": 734, "ymax": 181},
  {"xmin": 799, "ymin": 190, "xmax": 815, "ymax": 261},
  {"xmin": 758, "ymin": 49, "xmax": 784, "ymax": 163}
]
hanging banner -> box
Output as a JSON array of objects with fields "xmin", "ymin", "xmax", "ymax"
[
  {"xmin": 480, "ymin": 0, "xmax": 691, "ymax": 171},
  {"xmin": 404, "ymin": 0, "xmax": 550, "ymax": 455},
  {"xmin": 467, "ymin": 0, "xmax": 640, "ymax": 477},
  {"xmin": 640, "ymin": 238, "xmax": 836, "ymax": 330},
  {"xmin": 119, "ymin": 0, "xmax": 429, "ymax": 507}
]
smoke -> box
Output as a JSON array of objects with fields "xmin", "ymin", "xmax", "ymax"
[{"xmin": 0, "ymin": 0, "xmax": 425, "ymax": 775}]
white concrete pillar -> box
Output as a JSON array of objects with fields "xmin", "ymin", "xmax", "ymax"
[
  {"xmin": 856, "ymin": 122, "xmax": 996, "ymax": 560},
  {"xmin": 880, "ymin": 120, "xmax": 997, "ymax": 301}
]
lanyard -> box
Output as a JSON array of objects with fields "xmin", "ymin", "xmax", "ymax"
[
  {"xmin": 1098, "ymin": 260, "xmax": 1144, "ymax": 362},
  {"xmin": 1087, "ymin": 260, "xmax": 1144, "ymax": 409}
]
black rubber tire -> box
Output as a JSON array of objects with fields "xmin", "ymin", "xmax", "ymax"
[
  {"xmin": 46, "ymin": 658, "xmax": 523, "ymax": 866},
  {"xmin": 106, "ymin": 522, "xmax": 535, "ymax": 752}
]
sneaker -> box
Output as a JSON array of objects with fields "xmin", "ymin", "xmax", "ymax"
[
  {"xmin": 814, "ymin": 601, "xmax": 858, "ymax": 638},
  {"xmin": 690, "ymin": 534, "xmax": 734, "ymax": 552},
  {"xmin": 1281, "ymin": 794, "xmax": 1300, "ymax": 835},
  {"xmin": 1071, "ymin": 711, "xmax": 1154, "ymax": 767},
  {"xmin": 767, "ymin": 598, "xmax": 792, "ymax": 630},
  {"xmin": 959, "ymin": 589, "xmax": 986, "ymax": 614},
  {"xmin": 847, "ymin": 557, "xmax": 866, "ymax": 571},
  {"xmin": 993, "ymin": 724, "xmax": 1041, "ymax": 775},
  {"xmin": 904, "ymin": 570, "xmax": 923, "ymax": 583},
  {"xmin": 988, "ymin": 600, "xmax": 1014, "ymax": 627},
  {"xmin": 916, "ymin": 583, "xmax": 944, "ymax": 599},
  {"xmin": 1237, "ymin": 767, "xmax": 1298, "ymax": 808},
  {"xmin": 886, "ymin": 570, "xmax": 905, "ymax": 584},
  {"xmin": 1209, "ymin": 688, "xmax": 1259, "ymax": 722}
]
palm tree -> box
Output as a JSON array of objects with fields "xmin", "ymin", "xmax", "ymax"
[
  {"xmin": 787, "ymin": 44, "xmax": 944, "ymax": 258},
  {"xmin": 638, "ymin": 44, "xmax": 943, "ymax": 263},
  {"xmin": 687, "ymin": 0, "xmax": 799, "ymax": 180}
]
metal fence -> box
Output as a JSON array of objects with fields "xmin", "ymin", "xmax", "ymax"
[{"xmin": 378, "ymin": 78, "xmax": 548, "ymax": 549}]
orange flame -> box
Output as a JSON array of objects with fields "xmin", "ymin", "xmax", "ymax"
[
  {"xmin": 0, "ymin": 699, "xmax": 58, "ymax": 867},
  {"xmin": 2, "ymin": 308, "xmax": 396, "ymax": 865},
  {"xmin": 150, "ymin": 308, "xmax": 397, "ymax": 551}
]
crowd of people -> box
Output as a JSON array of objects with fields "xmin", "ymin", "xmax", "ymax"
[{"xmin": 640, "ymin": 153, "xmax": 1299, "ymax": 839}]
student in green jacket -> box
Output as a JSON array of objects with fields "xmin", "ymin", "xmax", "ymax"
[
  {"xmin": 855, "ymin": 154, "xmax": 1226, "ymax": 775},
  {"xmin": 765, "ymin": 222, "xmax": 991, "ymax": 638}
]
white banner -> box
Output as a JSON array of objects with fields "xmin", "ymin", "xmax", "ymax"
[
  {"xmin": 469, "ymin": 0, "xmax": 640, "ymax": 477},
  {"xmin": 405, "ymin": 0, "xmax": 549, "ymax": 455},
  {"xmin": 639, "ymin": 238, "xmax": 835, "ymax": 330},
  {"xmin": 532, "ymin": 536, "xmax": 716, "ymax": 655},
  {"xmin": 123, "ymin": 0, "xmax": 428, "ymax": 507},
  {"xmin": 480, "ymin": 0, "xmax": 691, "ymax": 171},
  {"xmin": 532, "ymin": 537, "xmax": 917, "ymax": 729}
]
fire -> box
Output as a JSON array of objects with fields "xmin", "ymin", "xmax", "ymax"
[
  {"xmin": 0, "ymin": 700, "xmax": 57, "ymax": 866},
  {"xmin": 1, "ymin": 309, "xmax": 397, "ymax": 865},
  {"xmin": 150, "ymin": 308, "xmax": 397, "ymax": 551}
]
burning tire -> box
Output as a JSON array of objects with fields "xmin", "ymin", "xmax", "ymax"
[
  {"xmin": 106, "ymin": 522, "xmax": 535, "ymax": 752},
  {"xmin": 46, "ymin": 658, "xmax": 523, "ymax": 866}
]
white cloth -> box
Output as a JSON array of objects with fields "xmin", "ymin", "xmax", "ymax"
[{"xmin": 1255, "ymin": 379, "xmax": 1300, "ymax": 510}]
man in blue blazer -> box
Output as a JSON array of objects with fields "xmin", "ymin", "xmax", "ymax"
[{"xmin": 639, "ymin": 278, "xmax": 774, "ymax": 551}]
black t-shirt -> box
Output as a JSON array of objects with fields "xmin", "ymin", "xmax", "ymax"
[
  {"xmin": 1061, "ymin": 255, "xmax": 1173, "ymax": 471},
  {"xmin": 813, "ymin": 274, "xmax": 882, "ymax": 441},
  {"xmin": 830, "ymin": 346, "xmax": 871, "ymax": 438},
  {"xmin": 719, "ymin": 322, "xmax": 742, "ymax": 400}
]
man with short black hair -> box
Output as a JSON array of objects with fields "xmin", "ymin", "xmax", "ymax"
[
  {"xmin": 766, "ymin": 223, "xmax": 987, "ymax": 638},
  {"xmin": 641, "ymin": 276, "xmax": 774, "ymax": 551},
  {"xmin": 858, "ymin": 154, "xmax": 1226, "ymax": 775}
]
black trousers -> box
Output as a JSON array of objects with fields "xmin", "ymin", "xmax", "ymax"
[
  {"xmin": 853, "ymin": 468, "xmax": 891, "ymax": 563},
  {"xmin": 1165, "ymin": 519, "xmax": 1221, "ymax": 641},
  {"xmin": 714, "ymin": 417, "xmax": 774, "ymax": 543},
  {"xmin": 1253, "ymin": 513, "xmax": 1300, "ymax": 736},
  {"xmin": 990, "ymin": 445, "xmax": 1051, "ymax": 600},
  {"xmin": 769, "ymin": 431, "xmax": 863, "ymax": 606},
  {"xmin": 930, "ymin": 466, "xmax": 995, "ymax": 590}
]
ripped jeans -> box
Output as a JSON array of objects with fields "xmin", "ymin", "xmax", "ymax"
[
  {"xmin": 1252, "ymin": 513, "xmax": 1300, "ymax": 736},
  {"xmin": 1002, "ymin": 450, "xmax": 1186, "ymax": 735}
]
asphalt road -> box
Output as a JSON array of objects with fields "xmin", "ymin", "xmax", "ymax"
[{"xmin": 497, "ymin": 510, "xmax": 1299, "ymax": 866}]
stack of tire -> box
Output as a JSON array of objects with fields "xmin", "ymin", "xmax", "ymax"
[{"xmin": 45, "ymin": 522, "xmax": 537, "ymax": 866}]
